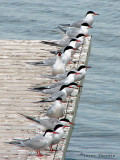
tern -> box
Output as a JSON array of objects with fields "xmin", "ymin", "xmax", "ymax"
[
  {"xmin": 52, "ymin": 52, "xmax": 66, "ymax": 76},
  {"xmin": 49, "ymin": 34, "xmax": 86, "ymax": 55},
  {"xmin": 34, "ymin": 85, "xmax": 69, "ymax": 103},
  {"xmin": 45, "ymin": 97, "xmax": 65, "ymax": 119},
  {"xmin": 34, "ymin": 82, "xmax": 81, "ymax": 96},
  {"xmin": 34, "ymin": 82, "xmax": 81, "ymax": 103},
  {"xmin": 33, "ymin": 65, "xmax": 89, "ymax": 92},
  {"xmin": 58, "ymin": 23, "xmax": 92, "ymax": 38},
  {"xmin": 40, "ymin": 64, "xmax": 87, "ymax": 81},
  {"xmin": 33, "ymin": 46, "xmax": 77, "ymax": 66},
  {"xmin": 7, "ymin": 129, "xmax": 58, "ymax": 157},
  {"xmin": 60, "ymin": 11, "xmax": 99, "ymax": 28},
  {"xmin": 45, "ymin": 69, "xmax": 84, "ymax": 89},
  {"xmin": 19, "ymin": 113, "xmax": 74, "ymax": 131},
  {"xmin": 41, "ymin": 38, "xmax": 80, "ymax": 48},
  {"xmin": 61, "ymin": 46, "xmax": 77, "ymax": 64},
  {"xmin": 50, "ymin": 124, "xmax": 68, "ymax": 151},
  {"xmin": 49, "ymin": 71, "xmax": 78, "ymax": 89}
]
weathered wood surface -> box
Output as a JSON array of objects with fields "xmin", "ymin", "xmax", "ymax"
[{"xmin": 0, "ymin": 37, "xmax": 91, "ymax": 160}]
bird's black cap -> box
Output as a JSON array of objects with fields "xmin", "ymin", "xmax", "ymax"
[
  {"xmin": 86, "ymin": 11, "xmax": 95, "ymax": 15},
  {"xmin": 81, "ymin": 23, "xmax": 89, "ymax": 27},
  {"xmin": 56, "ymin": 97, "xmax": 62, "ymax": 101},
  {"xmin": 76, "ymin": 33, "xmax": 85, "ymax": 38},
  {"xmin": 60, "ymin": 118, "xmax": 70, "ymax": 122},
  {"xmin": 77, "ymin": 65, "xmax": 86, "ymax": 71},
  {"xmin": 54, "ymin": 124, "xmax": 64, "ymax": 131},
  {"xmin": 43, "ymin": 129, "xmax": 54, "ymax": 136},
  {"xmin": 70, "ymin": 39, "xmax": 77, "ymax": 42},
  {"xmin": 63, "ymin": 46, "xmax": 74, "ymax": 52},
  {"xmin": 67, "ymin": 71, "xmax": 76, "ymax": 77},
  {"xmin": 68, "ymin": 82, "xmax": 78, "ymax": 86},
  {"xmin": 59, "ymin": 84, "xmax": 69, "ymax": 91}
]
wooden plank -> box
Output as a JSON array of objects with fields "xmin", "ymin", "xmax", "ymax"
[{"xmin": 0, "ymin": 37, "xmax": 91, "ymax": 160}]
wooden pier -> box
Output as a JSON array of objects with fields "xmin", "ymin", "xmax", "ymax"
[{"xmin": 0, "ymin": 37, "xmax": 91, "ymax": 160}]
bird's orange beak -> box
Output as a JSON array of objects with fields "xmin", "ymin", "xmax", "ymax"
[
  {"xmin": 64, "ymin": 125, "xmax": 70, "ymax": 128},
  {"xmin": 94, "ymin": 13, "xmax": 99, "ymax": 15},
  {"xmin": 86, "ymin": 66, "xmax": 91, "ymax": 68},
  {"xmin": 73, "ymin": 48, "xmax": 77, "ymax": 50},
  {"xmin": 69, "ymin": 122, "xmax": 75, "ymax": 125},
  {"xmin": 53, "ymin": 132, "xmax": 59, "ymax": 134},
  {"xmin": 89, "ymin": 26, "xmax": 93, "ymax": 28},
  {"xmin": 76, "ymin": 40, "xmax": 81, "ymax": 42}
]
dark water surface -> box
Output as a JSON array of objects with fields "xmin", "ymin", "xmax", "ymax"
[{"xmin": 0, "ymin": 0, "xmax": 120, "ymax": 159}]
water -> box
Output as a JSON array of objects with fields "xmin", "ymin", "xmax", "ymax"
[{"xmin": 0, "ymin": 0, "xmax": 120, "ymax": 159}]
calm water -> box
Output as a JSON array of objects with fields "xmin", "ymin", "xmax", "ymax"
[{"xmin": 0, "ymin": 0, "xmax": 120, "ymax": 159}]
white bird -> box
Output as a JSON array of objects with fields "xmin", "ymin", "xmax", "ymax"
[
  {"xmin": 75, "ymin": 33, "xmax": 87, "ymax": 48},
  {"xmin": 41, "ymin": 37, "xmax": 80, "ymax": 48},
  {"xmin": 39, "ymin": 70, "xmax": 74, "ymax": 82},
  {"xmin": 74, "ymin": 65, "xmax": 91, "ymax": 81},
  {"xmin": 47, "ymin": 71, "xmax": 81, "ymax": 89},
  {"xmin": 34, "ymin": 85, "xmax": 68, "ymax": 103},
  {"xmin": 50, "ymin": 124, "xmax": 68, "ymax": 151},
  {"xmin": 60, "ymin": 11, "xmax": 99, "ymax": 28},
  {"xmin": 58, "ymin": 23, "xmax": 92, "ymax": 38},
  {"xmin": 49, "ymin": 65, "xmax": 91, "ymax": 88},
  {"xmin": 45, "ymin": 97, "xmax": 65, "ymax": 119},
  {"xmin": 7, "ymin": 129, "xmax": 58, "ymax": 157},
  {"xmin": 61, "ymin": 46, "xmax": 77, "ymax": 64},
  {"xmin": 35, "ymin": 82, "xmax": 81, "ymax": 96},
  {"xmin": 34, "ymin": 82, "xmax": 80, "ymax": 103},
  {"xmin": 49, "ymin": 34, "xmax": 86, "ymax": 56},
  {"xmin": 32, "ymin": 46, "xmax": 77, "ymax": 66},
  {"xmin": 52, "ymin": 52, "xmax": 66, "ymax": 76},
  {"xmin": 19, "ymin": 113, "xmax": 74, "ymax": 131},
  {"xmin": 65, "ymin": 82, "xmax": 82, "ymax": 96},
  {"xmin": 33, "ymin": 65, "xmax": 90, "ymax": 92},
  {"xmin": 33, "ymin": 72, "xmax": 81, "ymax": 92}
]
